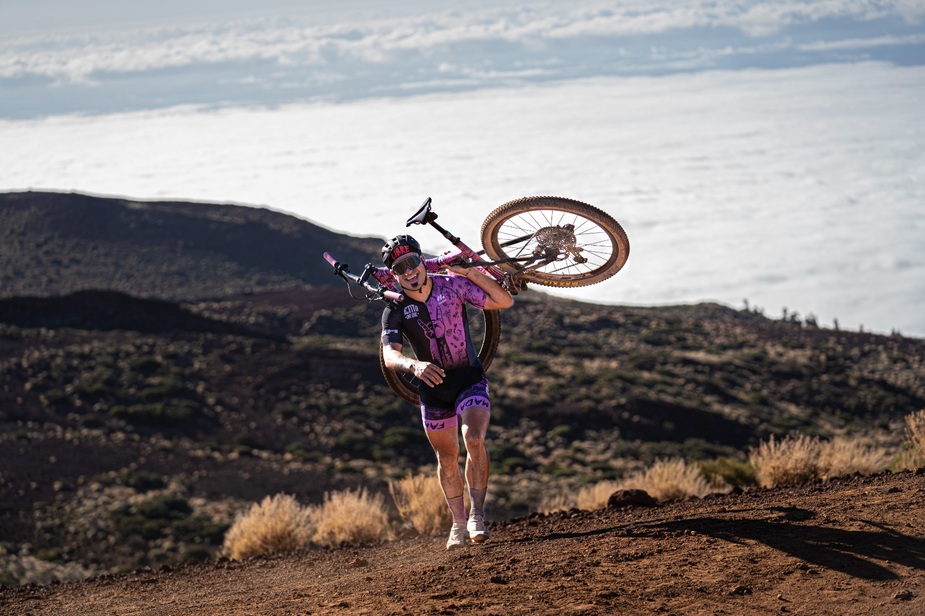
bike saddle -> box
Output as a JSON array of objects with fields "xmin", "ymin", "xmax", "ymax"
[{"xmin": 406, "ymin": 197, "xmax": 436, "ymax": 226}]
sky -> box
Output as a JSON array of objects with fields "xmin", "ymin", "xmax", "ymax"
[{"xmin": 2, "ymin": 1, "xmax": 924, "ymax": 337}]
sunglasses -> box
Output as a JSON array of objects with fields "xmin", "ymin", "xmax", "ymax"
[{"xmin": 391, "ymin": 254, "xmax": 423, "ymax": 276}]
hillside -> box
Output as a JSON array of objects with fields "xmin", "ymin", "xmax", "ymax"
[
  {"xmin": 0, "ymin": 191, "xmax": 383, "ymax": 300},
  {"xmin": 2, "ymin": 469, "xmax": 924, "ymax": 615},
  {"xmin": 1, "ymin": 191, "xmax": 924, "ymax": 599}
]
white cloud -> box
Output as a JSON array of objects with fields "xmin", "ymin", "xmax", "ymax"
[{"xmin": 1, "ymin": 0, "xmax": 922, "ymax": 107}]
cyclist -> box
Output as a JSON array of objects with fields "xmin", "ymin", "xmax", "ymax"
[{"xmin": 380, "ymin": 234, "xmax": 514, "ymax": 549}]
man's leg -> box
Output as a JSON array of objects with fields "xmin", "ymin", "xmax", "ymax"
[
  {"xmin": 460, "ymin": 405, "xmax": 491, "ymax": 542},
  {"xmin": 425, "ymin": 423, "xmax": 467, "ymax": 548},
  {"xmin": 460, "ymin": 405, "xmax": 490, "ymax": 493}
]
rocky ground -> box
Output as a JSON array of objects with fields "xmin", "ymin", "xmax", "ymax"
[{"xmin": 3, "ymin": 468, "xmax": 924, "ymax": 615}]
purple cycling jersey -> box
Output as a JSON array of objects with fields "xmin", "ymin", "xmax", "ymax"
[{"xmin": 381, "ymin": 275, "xmax": 488, "ymax": 370}]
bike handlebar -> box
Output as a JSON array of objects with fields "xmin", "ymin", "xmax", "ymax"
[{"xmin": 323, "ymin": 252, "xmax": 404, "ymax": 302}]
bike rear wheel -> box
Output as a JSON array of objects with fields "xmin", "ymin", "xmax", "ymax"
[
  {"xmin": 379, "ymin": 307, "xmax": 502, "ymax": 406},
  {"xmin": 480, "ymin": 196, "xmax": 629, "ymax": 288}
]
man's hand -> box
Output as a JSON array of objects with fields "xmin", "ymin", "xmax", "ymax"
[
  {"xmin": 443, "ymin": 261, "xmax": 470, "ymax": 277},
  {"xmin": 447, "ymin": 262, "xmax": 514, "ymax": 311},
  {"xmin": 413, "ymin": 361, "xmax": 446, "ymax": 387}
]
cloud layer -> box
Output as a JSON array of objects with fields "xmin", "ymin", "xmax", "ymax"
[
  {"xmin": 4, "ymin": 61, "xmax": 923, "ymax": 336},
  {"xmin": 2, "ymin": 0, "xmax": 923, "ymax": 118}
]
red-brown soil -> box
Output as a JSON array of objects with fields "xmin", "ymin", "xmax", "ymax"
[{"xmin": 4, "ymin": 469, "xmax": 924, "ymax": 616}]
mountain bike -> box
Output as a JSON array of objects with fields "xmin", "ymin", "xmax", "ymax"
[{"xmin": 323, "ymin": 195, "xmax": 630, "ymax": 404}]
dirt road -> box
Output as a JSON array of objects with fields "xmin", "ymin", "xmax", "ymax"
[{"xmin": 3, "ymin": 469, "xmax": 925, "ymax": 615}]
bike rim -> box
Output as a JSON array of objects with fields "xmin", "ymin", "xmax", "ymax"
[{"xmin": 491, "ymin": 209, "xmax": 618, "ymax": 279}]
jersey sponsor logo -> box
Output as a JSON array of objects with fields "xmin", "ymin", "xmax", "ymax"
[
  {"xmin": 403, "ymin": 305, "xmax": 420, "ymax": 320},
  {"xmin": 383, "ymin": 328, "xmax": 400, "ymax": 337}
]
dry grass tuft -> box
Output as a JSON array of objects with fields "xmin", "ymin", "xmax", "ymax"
[
  {"xmin": 621, "ymin": 458, "xmax": 722, "ymax": 501},
  {"xmin": 750, "ymin": 433, "xmax": 892, "ymax": 487},
  {"xmin": 749, "ymin": 434, "xmax": 821, "ymax": 488},
  {"xmin": 818, "ymin": 436, "xmax": 890, "ymax": 480},
  {"xmin": 311, "ymin": 487, "xmax": 393, "ymax": 548},
  {"xmin": 222, "ymin": 493, "xmax": 311, "ymax": 561},
  {"xmin": 576, "ymin": 480, "xmax": 622, "ymax": 511},
  {"xmin": 905, "ymin": 409, "xmax": 925, "ymax": 459},
  {"xmin": 895, "ymin": 409, "xmax": 925, "ymax": 470},
  {"xmin": 540, "ymin": 460, "xmax": 724, "ymax": 512},
  {"xmin": 389, "ymin": 473, "xmax": 450, "ymax": 535},
  {"xmin": 537, "ymin": 492, "xmax": 575, "ymax": 514}
]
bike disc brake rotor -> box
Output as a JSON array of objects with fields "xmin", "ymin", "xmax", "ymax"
[{"xmin": 532, "ymin": 224, "xmax": 588, "ymax": 264}]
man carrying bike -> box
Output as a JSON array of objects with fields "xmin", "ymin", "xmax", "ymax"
[{"xmin": 380, "ymin": 234, "xmax": 514, "ymax": 549}]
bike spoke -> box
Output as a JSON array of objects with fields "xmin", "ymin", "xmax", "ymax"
[
  {"xmin": 492, "ymin": 210, "xmax": 616, "ymax": 275},
  {"xmin": 482, "ymin": 196, "xmax": 629, "ymax": 288}
]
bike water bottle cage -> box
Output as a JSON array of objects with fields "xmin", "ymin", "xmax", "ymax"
[{"xmin": 382, "ymin": 234, "xmax": 422, "ymax": 268}]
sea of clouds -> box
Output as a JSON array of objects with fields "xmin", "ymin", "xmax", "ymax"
[{"xmin": 2, "ymin": 0, "xmax": 923, "ymax": 336}]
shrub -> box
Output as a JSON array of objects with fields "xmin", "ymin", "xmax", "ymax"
[
  {"xmin": 699, "ymin": 457, "xmax": 759, "ymax": 488},
  {"xmin": 118, "ymin": 469, "xmax": 166, "ymax": 492},
  {"xmin": 222, "ymin": 493, "xmax": 311, "ymax": 560},
  {"xmin": 541, "ymin": 460, "xmax": 725, "ymax": 512},
  {"xmin": 752, "ymin": 434, "xmax": 894, "ymax": 486},
  {"xmin": 749, "ymin": 434, "xmax": 821, "ymax": 488},
  {"xmin": 389, "ymin": 473, "xmax": 449, "ymax": 535},
  {"xmin": 109, "ymin": 400, "xmax": 198, "ymax": 425},
  {"xmin": 818, "ymin": 436, "xmax": 890, "ymax": 480},
  {"xmin": 621, "ymin": 458, "xmax": 722, "ymax": 501},
  {"xmin": 0, "ymin": 546, "xmax": 96, "ymax": 586},
  {"xmin": 576, "ymin": 480, "xmax": 622, "ymax": 510},
  {"xmin": 110, "ymin": 495, "xmax": 194, "ymax": 541},
  {"xmin": 381, "ymin": 426, "xmax": 419, "ymax": 450},
  {"xmin": 895, "ymin": 409, "xmax": 925, "ymax": 470},
  {"xmin": 310, "ymin": 488, "xmax": 392, "ymax": 548},
  {"xmin": 537, "ymin": 492, "xmax": 575, "ymax": 514},
  {"xmin": 905, "ymin": 409, "xmax": 925, "ymax": 460}
]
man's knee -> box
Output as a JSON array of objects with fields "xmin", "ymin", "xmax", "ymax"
[
  {"xmin": 433, "ymin": 444, "xmax": 459, "ymax": 466},
  {"xmin": 462, "ymin": 428, "xmax": 486, "ymax": 451}
]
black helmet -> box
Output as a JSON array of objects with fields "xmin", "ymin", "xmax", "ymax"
[{"xmin": 382, "ymin": 234, "xmax": 422, "ymax": 268}]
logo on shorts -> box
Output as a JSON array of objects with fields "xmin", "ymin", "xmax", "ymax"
[
  {"xmin": 403, "ymin": 305, "xmax": 420, "ymax": 320},
  {"xmin": 460, "ymin": 396, "xmax": 490, "ymax": 411},
  {"xmin": 425, "ymin": 421, "xmax": 446, "ymax": 431}
]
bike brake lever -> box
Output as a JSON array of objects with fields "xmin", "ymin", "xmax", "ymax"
[{"xmin": 358, "ymin": 264, "xmax": 374, "ymax": 285}]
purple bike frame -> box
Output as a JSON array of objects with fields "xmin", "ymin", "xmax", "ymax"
[
  {"xmin": 323, "ymin": 198, "xmax": 509, "ymax": 303},
  {"xmin": 369, "ymin": 243, "xmax": 506, "ymax": 291}
]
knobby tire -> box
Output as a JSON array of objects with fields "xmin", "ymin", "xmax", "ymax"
[{"xmin": 480, "ymin": 196, "xmax": 630, "ymax": 288}]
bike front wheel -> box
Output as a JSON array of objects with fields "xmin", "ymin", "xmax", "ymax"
[
  {"xmin": 480, "ymin": 196, "xmax": 629, "ymax": 288},
  {"xmin": 379, "ymin": 307, "xmax": 502, "ymax": 406}
]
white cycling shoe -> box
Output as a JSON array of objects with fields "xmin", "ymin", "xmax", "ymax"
[
  {"xmin": 446, "ymin": 522, "xmax": 468, "ymax": 549},
  {"xmin": 467, "ymin": 514, "xmax": 489, "ymax": 543}
]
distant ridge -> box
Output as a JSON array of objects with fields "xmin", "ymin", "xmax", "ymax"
[
  {"xmin": 0, "ymin": 290, "xmax": 282, "ymax": 339},
  {"xmin": 0, "ymin": 191, "xmax": 384, "ymax": 301}
]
